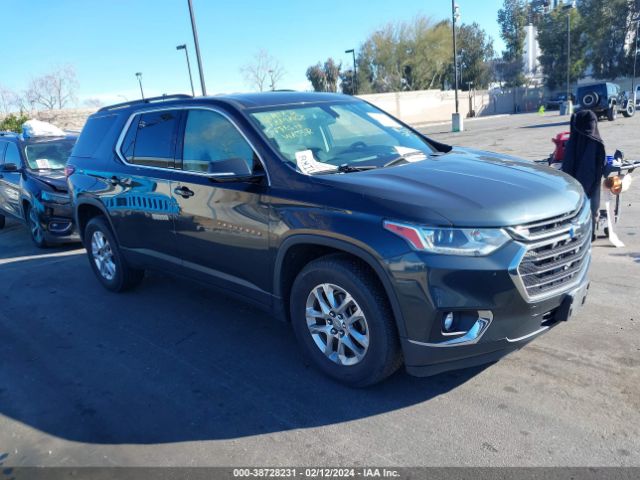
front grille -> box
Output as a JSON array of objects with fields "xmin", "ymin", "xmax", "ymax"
[{"xmin": 510, "ymin": 201, "xmax": 592, "ymax": 301}]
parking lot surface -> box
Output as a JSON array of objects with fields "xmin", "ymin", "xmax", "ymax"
[{"xmin": 0, "ymin": 112, "xmax": 638, "ymax": 467}]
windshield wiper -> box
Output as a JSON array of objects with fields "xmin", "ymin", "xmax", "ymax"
[{"xmin": 336, "ymin": 164, "xmax": 378, "ymax": 173}]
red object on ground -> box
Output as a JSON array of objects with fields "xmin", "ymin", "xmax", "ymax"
[{"xmin": 551, "ymin": 131, "xmax": 571, "ymax": 164}]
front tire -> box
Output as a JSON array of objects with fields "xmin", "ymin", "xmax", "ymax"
[
  {"xmin": 84, "ymin": 216, "xmax": 144, "ymax": 292},
  {"xmin": 623, "ymin": 104, "xmax": 635, "ymax": 118},
  {"xmin": 290, "ymin": 254, "xmax": 402, "ymax": 387},
  {"xmin": 25, "ymin": 204, "xmax": 48, "ymax": 248},
  {"xmin": 607, "ymin": 106, "xmax": 617, "ymax": 121}
]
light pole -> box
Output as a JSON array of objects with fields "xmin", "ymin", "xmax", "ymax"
[
  {"xmin": 176, "ymin": 44, "xmax": 195, "ymax": 96},
  {"xmin": 451, "ymin": 1, "xmax": 462, "ymax": 131},
  {"xmin": 135, "ymin": 72, "xmax": 144, "ymax": 100},
  {"xmin": 632, "ymin": 18, "xmax": 639, "ymax": 108},
  {"xmin": 345, "ymin": 48, "xmax": 357, "ymax": 95},
  {"xmin": 563, "ymin": 1, "xmax": 576, "ymax": 115},
  {"xmin": 187, "ymin": 0, "xmax": 207, "ymax": 96}
]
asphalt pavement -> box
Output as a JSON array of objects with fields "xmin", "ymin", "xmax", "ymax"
[{"xmin": 0, "ymin": 111, "xmax": 638, "ymax": 467}]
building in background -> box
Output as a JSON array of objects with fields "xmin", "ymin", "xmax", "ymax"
[{"xmin": 522, "ymin": 24, "xmax": 543, "ymax": 85}]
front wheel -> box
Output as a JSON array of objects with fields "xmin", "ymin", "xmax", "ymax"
[
  {"xmin": 26, "ymin": 204, "xmax": 48, "ymax": 248},
  {"xmin": 290, "ymin": 254, "xmax": 402, "ymax": 387},
  {"xmin": 623, "ymin": 104, "xmax": 635, "ymax": 118},
  {"xmin": 84, "ymin": 216, "xmax": 145, "ymax": 292}
]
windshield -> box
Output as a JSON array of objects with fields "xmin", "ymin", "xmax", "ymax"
[
  {"xmin": 24, "ymin": 139, "xmax": 75, "ymax": 170},
  {"xmin": 248, "ymin": 101, "xmax": 436, "ymax": 174}
]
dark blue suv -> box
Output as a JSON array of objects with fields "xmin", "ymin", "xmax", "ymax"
[
  {"xmin": 0, "ymin": 130, "xmax": 79, "ymax": 247},
  {"xmin": 67, "ymin": 92, "xmax": 591, "ymax": 386}
]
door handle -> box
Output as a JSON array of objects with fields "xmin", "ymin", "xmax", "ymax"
[{"xmin": 174, "ymin": 186, "xmax": 195, "ymax": 198}]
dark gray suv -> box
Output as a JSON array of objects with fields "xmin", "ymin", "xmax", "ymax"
[{"xmin": 67, "ymin": 92, "xmax": 591, "ymax": 386}]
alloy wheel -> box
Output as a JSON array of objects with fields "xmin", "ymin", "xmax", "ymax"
[
  {"xmin": 91, "ymin": 230, "xmax": 116, "ymax": 281},
  {"xmin": 305, "ymin": 283, "xmax": 370, "ymax": 366}
]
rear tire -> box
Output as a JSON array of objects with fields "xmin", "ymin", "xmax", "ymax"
[
  {"xmin": 607, "ymin": 106, "xmax": 617, "ymax": 121},
  {"xmin": 25, "ymin": 204, "xmax": 48, "ymax": 248},
  {"xmin": 290, "ymin": 254, "xmax": 402, "ymax": 387},
  {"xmin": 84, "ymin": 216, "xmax": 145, "ymax": 292}
]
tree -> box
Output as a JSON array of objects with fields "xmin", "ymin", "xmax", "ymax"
[
  {"xmin": 83, "ymin": 98, "xmax": 104, "ymax": 109},
  {"xmin": 497, "ymin": 0, "xmax": 529, "ymax": 86},
  {"xmin": 339, "ymin": 69, "xmax": 356, "ymax": 95},
  {"xmin": 0, "ymin": 113, "xmax": 29, "ymax": 133},
  {"xmin": 240, "ymin": 50, "xmax": 285, "ymax": 92},
  {"xmin": 452, "ymin": 23, "xmax": 496, "ymax": 90},
  {"xmin": 306, "ymin": 63, "xmax": 327, "ymax": 92},
  {"xmin": 0, "ymin": 86, "xmax": 19, "ymax": 114},
  {"xmin": 579, "ymin": 0, "xmax": 639, "ymax": 79},
  {"xmin": 306, "ymin": 59, "xmax": 341, "ymax": 92},
  {"xmin": 25, "ymin": 65, "xmax": 79, "ymax": 110},
  {"xmin": 324, "ymin": 58, "xmax": 341, "ymax": 92},
  {"xmin": 537, "ymin": 8, "xmax": 587, "ymax": 91}
]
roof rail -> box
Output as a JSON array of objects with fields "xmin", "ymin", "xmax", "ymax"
[{"xmin": 98, "ymin": 94, "xmax": 194, "ymax": 112}]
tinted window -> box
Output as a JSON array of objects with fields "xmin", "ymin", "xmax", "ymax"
[
  {"xmin": 124, "ymin": 110, "xmax": 179, "ymax": 169},
  {"xmin": 4, "ymin": 142, "xmax": 22, "ymax": 167},
  {"xmin": 0, "ymin": 142, "xmax": 7, "ymax": 166},
  {"xmin": 121, "ymin": 115, "xmax": 140, "ymax": 162},
  {"xmin": 73, "ymin": 114, "xmax": 117, "ymax": 157},
  {"xmin": 182, "ymin": 110, "xmax": 254, "ymax": 173}
]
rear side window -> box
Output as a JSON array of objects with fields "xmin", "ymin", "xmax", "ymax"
[
  {"xmin": 121, "ymin": 110, "xmax": 179, "ymax": 169},
  {"xmin": 73, "ymin": 114, "xmax": 117, "ymax": 157},
  {"xmin": 0, "ymin": 142, "xmax": 7, "ymax": 166},
  {"xmin": 4, "ymin": 142, "xmax": 22, "ymax": 167}
]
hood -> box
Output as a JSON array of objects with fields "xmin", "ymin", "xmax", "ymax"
[
  {"xmin": 315, "ymin": 148, "xmax": 584, "ymax": 227},
  {"xmin": 29, "ymin": 170, "xmax": 68, "ymax": 193}
]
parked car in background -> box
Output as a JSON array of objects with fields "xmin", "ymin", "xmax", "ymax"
[
  {"xmin": 0, "ymin": 128, "xmax": 79, "ymax": 247},
  {"xmin": 576, "ymin": 82, "xmax": 635, "ymax": 120},
  {"xmin": 67, "ymin": 92, "xmax": 591, "ymax": 386},
  {"xmin": 545, "ymin": 93, "xmax": 575, "ymax": 110}
]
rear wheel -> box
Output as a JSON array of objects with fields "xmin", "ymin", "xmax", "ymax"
[
  {"xmin": 290, "ymin": 254, "xmax": 402, "ymax": 387},
  {"xmin": 84, "ymin": 216, "xmax": 144, "ymax": 292},
  {"xmin": 607, "ymin": 105, "xmax": 617, "ymax": 121},
  {"xmin": 25, "ymin": 204, "xmax": 48, "ymax": 248}
]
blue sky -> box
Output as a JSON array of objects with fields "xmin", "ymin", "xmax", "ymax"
[{"xmin": 1, "ymin": 0, "xmax": 505, "ymax": 104}]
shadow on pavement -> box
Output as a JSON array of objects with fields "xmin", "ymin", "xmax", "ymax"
[{"xmin": 0, "ymin": 252, "xmax": 487, "ymax": 445}]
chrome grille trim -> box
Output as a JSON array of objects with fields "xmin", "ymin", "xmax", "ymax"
[
  {"xmin": 509, "ymin": 200, "xmax": 592, "ymax": 303},
  {"xmin": 507, "ymin": 200, "xmax": 587, "ymax": 242}
]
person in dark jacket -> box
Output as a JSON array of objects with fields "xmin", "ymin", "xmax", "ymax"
[{"xmin": 561, "ymin": 110, "xmax": 606, "ymax": 237}]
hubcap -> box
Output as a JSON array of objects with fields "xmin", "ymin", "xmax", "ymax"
[
  {"xmin": 91, "ymin": 231, "xmax": 116, "ymax": 281},
  {"xmin": 29, "ymin": 208, "xmax": 43, "ymax": 243},
  {"xmin": 305, "ymin": 283, "xmax": 370, "ymax": 366}
]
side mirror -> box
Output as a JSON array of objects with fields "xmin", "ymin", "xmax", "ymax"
[
  {"xmin": 207, "ymin": 157, "xmax": 266, "ymax": 184},
  {"xmin": 2, "ymin": 163, "xmax": 18, "ymax": 172}
]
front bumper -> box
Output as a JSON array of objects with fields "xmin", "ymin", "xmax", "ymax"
[
  {"xmin": 37, "ymin": 201, "xmax": 81, "ymax": 244},
  {"xmin": 384, "ymin": 241, "xmax": 591, "ymax": 377}
]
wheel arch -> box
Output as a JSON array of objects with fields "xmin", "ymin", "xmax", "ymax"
[
  {"xmin": 75, "ymin": 198, "xmax": 117, "ymax": 243},
  {"xmin": 274, "ymin": 234, "xmax": 407, "ymax": 338}
]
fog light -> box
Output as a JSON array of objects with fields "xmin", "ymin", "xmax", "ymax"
[{"xmin": 443, "ymin": 312, "xmax": 454, "ymax": 332}]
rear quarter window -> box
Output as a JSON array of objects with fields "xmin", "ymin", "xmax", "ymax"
[{"xmin": 72, "ymin": 114, "xmax": 118, "ymax": 158}]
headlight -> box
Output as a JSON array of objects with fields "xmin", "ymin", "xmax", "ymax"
[
  {"xmin": 40, "ymin": 191, "xmax": 70, "ymax": 204},
  {"xmin": 384, "ymin": 221, "xmax": 510, "ymax": 256}
]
